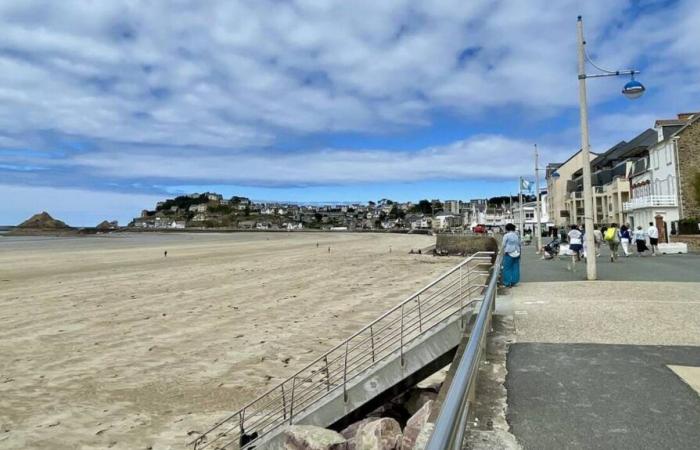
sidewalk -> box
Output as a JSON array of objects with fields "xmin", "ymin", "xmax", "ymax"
[
  {"xmin": 502, "ymin": 248, "xmax": 700, "ymax": 450},
  {"xmin": 520, "ymin": 243, "xmax": 700, "ymax": 283}
]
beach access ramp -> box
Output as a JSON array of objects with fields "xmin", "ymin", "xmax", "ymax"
[{"xmin": 191, "ymin": 252, "xmax": 494, "ymax": 450}]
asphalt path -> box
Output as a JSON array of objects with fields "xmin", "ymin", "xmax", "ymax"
[
  {"xmin": 507, "ymin": 343, "xmax": 700, "ymax": 450},
  {"xmin": 519, "ymin": 242, "xmax": 700, "ymax": 283}
]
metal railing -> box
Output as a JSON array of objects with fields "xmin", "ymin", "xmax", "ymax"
[
  {"xmin": 623, "ymin": 195, "xmax": 677, "ymax": 211},
  {"xmin": 190, "ymin": 252, "xmax": 494, "ymax": 450},
  {"xmin": 425, "ymin": 247, "xmax": 504, "ymax": 450}
]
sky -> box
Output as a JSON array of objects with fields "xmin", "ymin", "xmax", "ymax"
[{"xmin": 1, "ymin": 0, "xmax": 699, "ymax": 226}]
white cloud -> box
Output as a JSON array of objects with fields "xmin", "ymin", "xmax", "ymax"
[{"xmin": 66, "ymin": 135, "xmax": 568, "ymax": 186}]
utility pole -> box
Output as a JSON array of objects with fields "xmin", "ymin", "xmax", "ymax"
[
  {"xmin": 534, "ymin": 144, "xmax": 542, "ymax": 253},
  {"xmin": 518, "ymin": 177, "xmax": 524, "ymax": 240},
  {"xmin": 577, "ymin": 16, "xmax": 597, "ymax": 280}
]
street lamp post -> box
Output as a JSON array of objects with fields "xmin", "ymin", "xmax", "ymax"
[
  {"xmin": 534, "ymin": 144, "xmax": 542, "ymax": 254},
  {"xmin": 576, "ymin": 15, "xmax": 645, "ymax": 280}
]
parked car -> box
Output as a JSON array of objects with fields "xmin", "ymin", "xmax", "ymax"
[{"xmin": 472, "ymin": 224, "xmax": 487, "ymax": 234}]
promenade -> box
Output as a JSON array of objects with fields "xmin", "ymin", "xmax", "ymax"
[{"xmin": 502, "ymin": 246, "xmax": 700, "ymax": 450}]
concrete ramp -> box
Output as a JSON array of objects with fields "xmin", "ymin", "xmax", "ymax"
[{"xmin": 191, "ymin": 253, "xmax": 493, "ymax": 450}]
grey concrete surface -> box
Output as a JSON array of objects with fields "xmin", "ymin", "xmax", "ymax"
[
  {"xmin": 507, "ymin": 343, "xmax": 700, "ymax": 450},
  {"xmin": 519, "ymin": 244, "xmax": 700, "ymax": 283},
  {"xmin": 509, "ymin": 281, "xmax": 700, "ymax": 345}
]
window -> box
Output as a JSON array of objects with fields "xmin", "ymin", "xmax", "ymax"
[
  {"xmin": 653, "ymin": 151, "xmax": 659, "ymax": 169},
  {"xmin": 666, "ymin": 145, "xmax": 672, "ymax": 165}
]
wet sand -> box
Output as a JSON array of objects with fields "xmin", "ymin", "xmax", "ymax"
[{"xmin": 0, "ymin": 232, "xmax": 457, "ymax": 449}]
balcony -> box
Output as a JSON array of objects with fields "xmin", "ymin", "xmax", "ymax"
[{"xmin": 623, "ymin": 195, "xmax": 677, "ymax": 212}]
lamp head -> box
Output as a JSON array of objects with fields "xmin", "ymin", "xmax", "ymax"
[{"xmin": 622, "ymin": 78, "xmax": 645, "ymax": 100}]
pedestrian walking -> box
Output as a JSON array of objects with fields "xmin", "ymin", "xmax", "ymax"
[
  {"xmin": 604, "ymin": 223, "xmax": 621, "ymax": 262},
  {"xmin": 502, "ymin": 223, "xmax": 521, "ymax": 288},
  {"xmin": 620, "ymin": 224, "xmax": 631, "ymax": 257},
  {"xmin": 634, "ymin": 226, "xmax": 648, "ymax": 256},
  {"xmin": 567, "ymin": 224, "xmax": 583, "ymax": 271},
  {"xmin": 593, "ymin": 226, "xmax": 603, "ymax": 257},
  {"xmin": 647, "ymin": 222, "xmax": 659, "ymax": 255}
]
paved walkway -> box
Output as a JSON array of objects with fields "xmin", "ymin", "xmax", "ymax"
[
  {"xmin": 520, "ymin": 243, "xmax": 700, "ymax": 283},
  {"xmin": 503, "ymin": 248, "xmax": 700, "ymax": 450}
]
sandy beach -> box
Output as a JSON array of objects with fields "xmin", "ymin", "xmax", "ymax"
[{"xmin": 0, "ymin": 232, "xmax": 458, "ymax": 449}]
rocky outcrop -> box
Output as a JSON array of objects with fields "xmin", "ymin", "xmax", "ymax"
[
  {"xmin": 355, "ymin": 418, "xmax": 402, "ymax": 450},
  {"xmin": 16, "ymin": 212, "xmax": 70, "ymax": 229},
  {"xmin": 284, "ymin": 425, "xmax": 347, "ymax": 450},
  {"xmin": 401, "ymin": 400, "xmax": 433, "ymax": 450}
]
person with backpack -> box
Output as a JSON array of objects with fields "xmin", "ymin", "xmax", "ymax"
[{"xmin": 604, "ymin": 223, "xmax": 621, "ymax": 262}]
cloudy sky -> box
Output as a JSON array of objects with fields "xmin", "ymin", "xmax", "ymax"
[{"xmin": 1, "ymin": 0, "xmax": 699, "ymax": 225}]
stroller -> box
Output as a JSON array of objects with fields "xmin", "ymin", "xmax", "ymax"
[{"xmin": 543, "ymin": 237, "xmax": 560, "ymax": 260}]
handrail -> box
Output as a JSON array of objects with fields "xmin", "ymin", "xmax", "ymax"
[
  {"xmin": 425, "ymin": 246, "xmax": 505, "ymax": 450},
  {"xmin": 191, "ymin": 252, "xmax": 494, "ymax": 450}
]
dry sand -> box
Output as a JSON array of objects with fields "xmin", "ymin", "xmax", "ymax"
[{"xmin": 0, "ymin": 232, "xmax": 458, "ymax": 449}]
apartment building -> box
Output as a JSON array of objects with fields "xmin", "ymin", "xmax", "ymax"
[{"xmin": 626, "ymin": 113, "xmax": 700, "ymax": 240}]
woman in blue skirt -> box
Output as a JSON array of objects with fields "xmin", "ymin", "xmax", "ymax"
[{"xmin": 502, "ymin": 223, "xmax": 521, "ymax": 287}]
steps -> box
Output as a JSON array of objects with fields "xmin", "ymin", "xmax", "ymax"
[{"xmin": 191, "ymin": 252, "xmax": 494, "ymax": 450}]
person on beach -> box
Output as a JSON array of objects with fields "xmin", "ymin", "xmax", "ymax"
[
  {"xmin": 634, "ymin": 225, "xmax": 648, "ymax": 256},
  {"xmin": 647, "ymin": 222, "xmax": 659, "ymax": 255},
  {"xmin": 502, "ymin": 223, "xmax": 521, "ymax": 288},
  {"xmin": 604, "ymin": 223, "xmax": 621, "ymax": 262},
  {"xmin": 620, "ymin": 224, "xmax": 631, "ymax": 257}
]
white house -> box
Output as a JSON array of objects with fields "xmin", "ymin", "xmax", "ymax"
[{"xmin": 624, "ymin": 117, "xmax": 687, "ymax": 240}]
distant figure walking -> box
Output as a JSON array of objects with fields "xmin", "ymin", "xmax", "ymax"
[
  {"xmin": 389, "ymin": 246, "xmax": 392, "ymax": 254},
  {"xmin": 502, "ymin": 223, "xmax": 521, "ymax": 288},
  {"xmin": 316, "ymin": 242, "xmax": 319, "ymax": 248},
  {"xmin": 620, "ymin": 224, "xmax": 631, "ymax": 257},
  {"xmin": 634, "ymin": 226, "xmax": 648, "ymax": 256},
  {"xmin": 328, "ymin": 246, "xmax": 331, "ymax": 253},
  {"xmin": 164, "ymin": 250, "xmax": 168, "ymax": 257},
  {"xmin": 647, "ymin": 222, "xmax": 659, "ymax": 255},
  {"xmin": 604, "ymin": 223, "xmax": 621, "ymax": 262},
  {"xmin": 567, "ymin": 225, "xmax": 583, "ymax": 262},
  {"xmin": 593, "ymin": 226, "xmax": 603, "ymax": 257}
]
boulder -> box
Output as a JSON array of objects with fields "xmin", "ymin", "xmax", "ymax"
[
  {"xmin": 355, "ymin": 418, "xmax": 402, "ymax": 450},
  {"xmin": 410, "ymin": 422, "xmax": 434, "ymax": 450},
  {"xmin": 401, "ymin": 400, "xmax": 433, "ymax": 450},
  {"xmin": 284, "ymin": 425, "xmax": 347, "ymax": 450},
  {"xmin": 341, "ymin": 418, "xmax": 374, "ymax": 450}
]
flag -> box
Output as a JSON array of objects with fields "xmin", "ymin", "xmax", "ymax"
[{"xmin": 520, "ymin": 178, "xmax": 533, "ymax": 192}]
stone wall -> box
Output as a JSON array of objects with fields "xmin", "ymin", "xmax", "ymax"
[
  {"xmin": 677, "ymin": 235, "xmax": 700, "ymax": 252},
  {"xmin": 435, "ymin": 234, "xmax": 498, "ymax": 256},
  {"xmin": 678, "ymin": 117, "xmax": 700, "ymax": 219}
]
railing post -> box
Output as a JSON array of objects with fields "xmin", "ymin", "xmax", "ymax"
[
  {"xmin": 417, "ymin": 294, "xmax": 422, "ymax": 332},
  {"xmin": 370, "ymin": 325, "xmax": 376, "ymax": 362},
  {"xmin": 459, "ymin": 265, "xmax": 465, "ymax": 329},
  {"xmin": 281, "ymin": 383, "xmax": 287, "ymax": 420},
  {"xmin": 323, "ymin": 355, "xmax": 331, "ymax": 391},
  {"xmin": 289, "ymin": 377, "xmax": 296, "ymax": 424},
  {"xmin": 400, "ymin": 304, "xmax": 405, "ymax": 367},
  {"xmin": 239, "ymin": 410, "xmax": 245, "ymax": 443},
  {"xmin": 343, "ymin": 341, "xmax": 349, "ymax": 402}
]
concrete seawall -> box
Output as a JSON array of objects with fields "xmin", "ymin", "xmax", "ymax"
[{"xmin": 435, "ymin": 234, "xmax": 498, "ymax": 256}]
